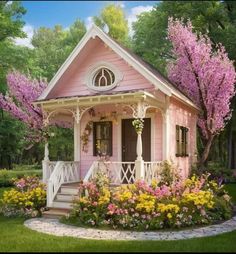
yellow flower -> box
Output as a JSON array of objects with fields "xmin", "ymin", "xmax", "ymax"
[
  {"xmin": 136, "ymin": 193, "xmax": 156, "ymax": 213},
  {"xmin": 167, "ymin": 213, "xmax": 172, "ymax": 219},
  {"xmin": 79, "ymin": 197, "xmax": 89, "ymax": 204},
  {"xmin": 157, "ymin": 203, "xmax": 180, "ymax": 214},
  {"xmin": 151, "ymin": 179, "xmax": 158, "ymax": 188}
]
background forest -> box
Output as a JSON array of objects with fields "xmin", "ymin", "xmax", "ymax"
[{"xmin": 0, "ymin": 1, "xmax": 235, "ymax": 175}]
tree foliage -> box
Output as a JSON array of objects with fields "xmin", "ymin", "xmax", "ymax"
[
  {"xmin": 167, "ymin": 18, "xmax": 236, "ymax": 168},
  {"xmin": 93, "ymin": 4, "xmax": 129, "ymax": 44},
  {"xmin": 0, "ymin": 71, "xmax": 47, "ymax": 141},
  {"xmin": 31, "ymin": 20, "xmax": 86, "ymax": 81},
  {"xmin": 0, "ymin": 1, "xmax": 26, "ymax": 42},
  {"xmin": 132, "ymin": 1, "xmax": 236, "ymax": 73}
]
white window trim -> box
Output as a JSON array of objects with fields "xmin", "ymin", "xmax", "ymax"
[{"xmin": 86, "ymin": 61, "xmax": 123, "ymax": 92}]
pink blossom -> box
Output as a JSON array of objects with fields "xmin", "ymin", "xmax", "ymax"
[
  {"xmin": 0, "ymin": 71, "xmax": 71, "ymax": 143},
  {"xmin": 167, "ymin": 18, "xmax": 236, "ymax": 140}
]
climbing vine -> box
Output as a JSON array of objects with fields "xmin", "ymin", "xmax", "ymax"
[{"xmin": 81, "ymin": 120, "xmax": 93, "ymax": 153}]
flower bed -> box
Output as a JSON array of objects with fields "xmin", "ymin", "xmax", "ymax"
[
  {"xmin": 0, "ymin": 176, "xmax": 46, "ymax": 217},
  {"xmin": 67, "ymin": 173, "xmax": 233, "ymax": 230}
]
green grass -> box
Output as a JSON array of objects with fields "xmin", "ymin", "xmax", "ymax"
[
  {"xmin": 0, "ymin": 169, "xmax": 42, "ymax": 187},
  {"xmin": 224, "ymin": 183, "xmax": 236, "ymax": 204},
  {"xmin": 0, "ymin": 215, "xmax": 236, "ymax": 252},
  {"xmin": 0, "ymin": 187, "xmax": 236, "ymax": 252}
]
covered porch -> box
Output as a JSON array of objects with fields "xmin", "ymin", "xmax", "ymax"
[{"xmin": 38, "ymin": 91, "xmax": 170, "ymax": 207}]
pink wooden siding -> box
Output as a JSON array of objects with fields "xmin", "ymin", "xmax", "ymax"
[
  {"xmin": 169, "ymin": 98, "xmax": 197, "ymax": 178},
  {"xmin": 79, "ymin": 105, "xmax": 119, "ymax": 178},
  {"xmin": 78, "ymin": 105, "xmax": 164, "ymax": 178},
  {"xmin": 47, "ymin": 37, "xmax": 155, "ymax": 99},
  {"xmin": 154, "ymin": 111, "xmax": 163, "ymax": 161}
]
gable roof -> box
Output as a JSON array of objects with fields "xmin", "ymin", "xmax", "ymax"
[{"xmin": 37, "ymin": 24, "xmax": 198, "ymax": 110}]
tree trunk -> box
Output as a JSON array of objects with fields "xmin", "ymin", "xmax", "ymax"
[
  {"xmin": 198, "ymin": 135, "xmax": 215, "ymax": 170},
  {"xmin": 228, "ymin": 124, "xmax": 233, "ymax": 169}
]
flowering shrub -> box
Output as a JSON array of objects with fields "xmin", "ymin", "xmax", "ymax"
[
  {"xmin": 68, "ymin": 174, "xmax": 233, "ymax": 230},
  {"xmin": 0, "ymin": 176, "xmax": 46, "ymax": 217},
  {"xmin": 70, "ymin": 172, "xmax": 111, "ymax": 226}
]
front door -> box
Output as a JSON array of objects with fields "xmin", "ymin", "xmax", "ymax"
[{"xmin": 121, "ymin": 118, "xmax": 151, "ymax": 183}]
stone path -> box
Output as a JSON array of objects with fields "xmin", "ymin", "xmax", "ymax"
[{"xmin": 24, "ymin": 216, "xmax": 236, "ymax": 241}]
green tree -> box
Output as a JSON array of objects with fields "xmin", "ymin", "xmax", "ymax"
[
  {"xmin": 32, "ymin": 20, "xmax": 86, "ymax": 81},
  {"xmin": 0, "ymin": 1, "xmax": 26, "ymax": 41},
  {"xmin": 0, "ymin": 112, "xmax": 26, "ymax": 168},
  {"xmin": 132, "ymin": 1, "xmax": 236, "ymax": 73},
  {"xmin": 93, "ymin": 4, "xmax": 129, "ymax": 45}
]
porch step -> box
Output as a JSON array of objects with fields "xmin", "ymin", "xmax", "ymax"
[
  {"xmin": 60, "ymin": 185, "xmax": 79, "ymax": 195},
  {"xmin": 42, "ymin": 208, "xmax": 70, "ymax": 219},
  {"xmin": 56, "ymin": 193, "xmax": 79, "ymax": 202},
  {"xmin": 51, "ymin": 201, "xmax": 74, "ymax": 209}
]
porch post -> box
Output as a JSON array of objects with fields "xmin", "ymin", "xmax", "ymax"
[
  {"xmin": 163, "ymin": 97, "xmax": 170, "ymax": 160},
  {"xmin": 135, "ymin": 131, "xmax": 145, "ymax": 179},
  {"xmin": 74, "ymin": 121, "xmax": 80, "ymax": 161},
  {"xmin": 133, "ymin": 101, "xmax": 149, "ymax": 180},
  {"xmin": 42, "ymin": 142, "xmax": 49, "ymax": 183}
]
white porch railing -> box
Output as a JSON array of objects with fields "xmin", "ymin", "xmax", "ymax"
[
  {"xmin": 83, "ymin": 161, "xmax": 99, "ymax": 182},
  {"xmin": 144, "ymin": 161, "xmax": 162, "ymax": 184},
  {"xmin": 43, "ymin": 161, "xmax": 57, "ymax": 182},
  {"xmin": 47, "ymin": 161, "xmax": 80, "ymax": 207},
  {"xmin": 83, "ymin": 161, "xmax": 136, "ymax": 185}
]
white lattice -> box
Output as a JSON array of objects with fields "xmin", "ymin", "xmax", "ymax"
[
  {"xmin": 144, "ymin": 161, "xmax": 162, "ymax": 184},
  {"xmin": 83, "ymin": 161, "xmax": 136, "ymax": 185}
]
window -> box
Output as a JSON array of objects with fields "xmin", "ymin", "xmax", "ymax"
[
  {"xmin": 86, "ymin": 62, "xmax": 123, "ymax": 91},
  {"xmin": 176, "ymin": 125, "xmax": 188, "ymax": 157},
  {"xmin": 93, "ymin": 121, "xmax": 112, "ymax": 156},
  {"xmin": 93, "ymin": 68, "xmax": 115, "ymax": 87}
]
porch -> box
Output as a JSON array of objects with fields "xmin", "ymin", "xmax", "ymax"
[
  {"xmin": 44, "ymin": 160, "xmax": 163, "ymax": 209},
  {"xmin": 39, "ymin": 91, "xmax": 169, "ymax": 208}
]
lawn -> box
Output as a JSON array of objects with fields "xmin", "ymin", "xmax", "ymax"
[
  {"xmin": 0, "ymin": 215, "xmax": 236, "ymax": 252},
  {"xmin": 0, "ymin": 184, "xmax": 235, "ymax": 252},
  {"xmin": 0, "ymin": 167, "xmax": 42, "ymax": 187},
  {"xmin": 224, "ymin": 183, "xmax": 236, "ymax": 204}
]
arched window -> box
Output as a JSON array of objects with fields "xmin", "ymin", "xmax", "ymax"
[
  {"xmin": 93, "ymin": 68, "xmax": 115, "ymax": 87},
  {"xmin": 86, "ymin": 62, "xmax": 123, "ymax": 91}
]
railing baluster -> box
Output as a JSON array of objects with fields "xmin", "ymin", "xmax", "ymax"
[
  {"xmin": 144, "ymin": 161, "xmax": 162, "ymax": 184},
  {"xmin": 47, "ymin": 161, "xmax": 80, "ymax": 207}
]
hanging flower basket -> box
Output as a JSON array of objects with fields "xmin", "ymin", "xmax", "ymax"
[{"xmin": 132, "ymin": 118, "xmax": 144, "ymax": 134}]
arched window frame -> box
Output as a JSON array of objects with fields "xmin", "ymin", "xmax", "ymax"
[{"xmin": 86, "ymin": 61, "xmax": 123, "ymax": 91}]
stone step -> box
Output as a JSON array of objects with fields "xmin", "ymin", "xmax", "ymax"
[
  {"xmin": 56, "ymin": 193, "xmax": 79, "ymax": 202},
  {"xmin": 42, "ymin": 208, "xmax": 70, "ymax": 219}
]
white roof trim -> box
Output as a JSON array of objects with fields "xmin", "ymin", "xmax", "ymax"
[{"xmin": 37, "ymin": 24, "xmax": 198, "ymax": 110}]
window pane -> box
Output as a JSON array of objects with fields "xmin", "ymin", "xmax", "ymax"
[
  {"xmin": 100, "ymin": 140, "xmax": 109, "ymax": 155},
  {"xmin": 176, "ymin": 125, "xmax": 180, "ymax": 156},
  {"xmin": 93, "ymin": 68, "xmax": 115, "ymax": 87},
  {"xmin": 93, "ymin": 121, "xmax": 112, "ymax": 156},
  {"xmin": 96, "ymin": 124, "xmax": 101, "ymax": 139}
]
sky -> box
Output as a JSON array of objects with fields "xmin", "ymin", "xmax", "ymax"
[{"xmin": 15, "ymin": 1, "xmax": 159, "ymax": 48}]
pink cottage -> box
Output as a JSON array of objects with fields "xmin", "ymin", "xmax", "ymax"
[{"xmin": 35, "ymin": 25, "xmax": 199, "ymax": 209}]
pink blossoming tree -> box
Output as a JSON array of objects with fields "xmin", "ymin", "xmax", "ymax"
[
  {"xmin": 167, "ymin": 18, "xmax": 236, "ymax": 169},
  {"xmin": 0, "ymin": 71, "xmax": 48, "ymax": 143}
]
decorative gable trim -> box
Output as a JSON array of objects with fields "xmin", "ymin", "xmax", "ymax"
[{"xmin": 37, "ymin": 25, "xmax": 198, "ymax": 111}]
